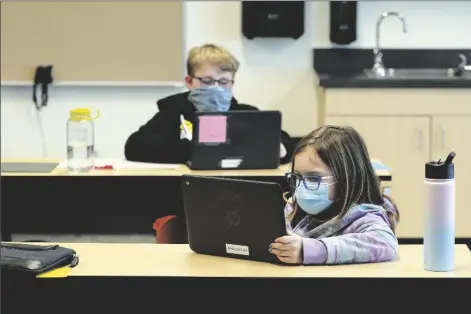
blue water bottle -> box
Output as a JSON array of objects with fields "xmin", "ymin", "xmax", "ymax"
[{"xmin": 423, "ymin": 152, "xmax": 456, "ymax": 272}]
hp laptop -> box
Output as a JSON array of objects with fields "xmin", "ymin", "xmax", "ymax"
[
  {"xmin": 181, "ymin": 175, "xmax": 287, "ymax": 264},
  {"xmin": 187, "ymin": 110, "xmax": 282, "ymax": 170}
]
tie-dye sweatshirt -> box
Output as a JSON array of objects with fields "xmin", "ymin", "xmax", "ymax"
[{"xmin": 285, "ymin": 198, "xmax": 399, "ymax": 265}]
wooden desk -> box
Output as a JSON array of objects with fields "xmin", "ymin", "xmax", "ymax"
[
  {"xmin": 3, "ymin": 241, "xmax": 470, "ymax": 314},
  {"xmin": 2, "ymin": 244, "xmax": 470, "ymax": 313},
  {"xmin": 0, "ymin": 159, "xmax": 392, "ymax": 242},
  {"xmin": 1, "ymin": 161, "xmax": 297, "ymax": 241},
  {"xmin": 1, "ymin": 159, "xmax": 292, "ymax": 176},
  {"xmin": 62, "ymin": 243, "xmax": 471, "ymax": 278},
  {"xmin": 1, "ymin": 158, "xmax": 392, "ymax": 180}
]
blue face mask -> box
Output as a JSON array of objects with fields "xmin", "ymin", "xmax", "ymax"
[
  {"xmin": 188, "ymin": 86, "xmax": 233, "ymax": 112},
  {"xmin": 294, "ymin": 182, "xmax": 333, "ymax": 215}
]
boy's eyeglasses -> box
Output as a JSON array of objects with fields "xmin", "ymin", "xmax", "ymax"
[
  {"xmin": 193, "ymin": 76, "xmax": 234, "ymax": 88},
  {"xmin": 285, "ymin": 172, "xmax": 334, "ymax": 191}
]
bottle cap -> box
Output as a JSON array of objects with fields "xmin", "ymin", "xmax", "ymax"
[
  {"xmin": 69, "ymin": 107, "xmax": 100, "ymax": 121},
  {"xmin": 425, "ymin": 152, "xmax": 455, "ymax": 179}
]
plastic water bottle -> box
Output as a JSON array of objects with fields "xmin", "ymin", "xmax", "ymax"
[
  {"xmin": 67, "ymin": 108, "xmax": 99, "ymax": 173},
  {"xmin": 424, "ymin": 151, "xmax": 456, "ymax": 272}
]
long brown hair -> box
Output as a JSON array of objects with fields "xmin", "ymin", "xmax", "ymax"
[{"xmin": 286, "ymin": 125, "xmax": 400, "ymax": 232}]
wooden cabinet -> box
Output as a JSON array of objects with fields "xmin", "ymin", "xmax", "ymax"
[
  {"xmin": 322, "ymin": 88, "xmax": 471, "ymax": 238},
  {"xmin": 325, "ymin": 116, "xmax": 430, "ymax": 238}
]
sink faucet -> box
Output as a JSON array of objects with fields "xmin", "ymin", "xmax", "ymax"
[
  {"xmin": 372, "ymin": 12, "xmax": 407, "ymax": 77},
  {"xmin": 456, "ymin": 53, "xmax": 471, "ymax": 73}
]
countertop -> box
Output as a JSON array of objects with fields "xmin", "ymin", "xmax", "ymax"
[
  {"xmin": 317, "ymin": 73, "xmax": 471, "ymax": 88},
  {"xmin": 314, "ymin": 48, "xmax": 471, "ymax": 89}
]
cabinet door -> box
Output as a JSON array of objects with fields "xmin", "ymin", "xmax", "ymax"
[
  {"xmin": 325, "ymin": 116, "xmax": 431, "ymax": 238},
  {"xmin": 432, "ymin": 116, "xmax": 471, "ymax": 238}
]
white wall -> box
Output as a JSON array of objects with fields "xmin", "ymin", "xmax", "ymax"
[
  {"xmin": 313, "ymin": 1, "xmax": 471, "ymax": 48},
  {"xmin": 2, "ymin": 1, "xmax": 470, "ymax": 159}
]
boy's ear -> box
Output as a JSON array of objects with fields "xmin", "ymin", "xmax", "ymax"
[{"xmin": 184, "ymin": 75, "xmax": 193, "ymax": 89}]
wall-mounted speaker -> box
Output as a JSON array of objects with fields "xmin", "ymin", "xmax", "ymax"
[
  {"xmin": 330, "ymin": 1, "xmax": 357, "ymax": 45},
  {"xmin": 242, "ymin": 1, "xmax": 305, "ymax": 40}
]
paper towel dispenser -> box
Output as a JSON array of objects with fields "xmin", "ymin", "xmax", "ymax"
[{"xmin": 242, "ymin": 1, "xmax": 305, "ymax": 40}]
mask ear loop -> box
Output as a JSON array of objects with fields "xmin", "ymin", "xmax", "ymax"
[
  {"xmin": 284, "ymin": 161, "xmax": 299, "ymax": 222},
  {"xmin": 283, "ymin": 160, "xmax": 296, "ymax": 204},
  {"xmin": 283, "ymin": 192, "xmax": 295, "ymax": 204}
]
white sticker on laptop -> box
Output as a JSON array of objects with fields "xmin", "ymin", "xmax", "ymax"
[
  {"xmin": 220, "ymin": 158, "xmax": 242, "ymax": 168},
  {"xmin": 226, "ymin": 243, "xmax": 249, "ymax": 256}
]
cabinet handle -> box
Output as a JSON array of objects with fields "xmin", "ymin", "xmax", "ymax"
[
  {"xmin": 415, "ymin": 128, "xmax": 423, "ymax": 150},
  {"xmin": 440, "ymin": 127, "xmax": 446, "ymax": 150}
]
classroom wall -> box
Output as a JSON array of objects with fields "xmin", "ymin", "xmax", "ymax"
[{"xmin": 2, "ymin": 1, "xmax": 470, "ymax": 159}]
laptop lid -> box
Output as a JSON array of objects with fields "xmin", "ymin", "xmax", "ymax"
[
  {"xmin": 189, "ymin": 110, "xmax": 282, "ymax": 170},
  {"xmin": 1, "ymin": 162, "xmax": 59, "ymax": 173},
  {"xmin": 181, "ymin": 175, "xmax": 287, "ymax": 264}
]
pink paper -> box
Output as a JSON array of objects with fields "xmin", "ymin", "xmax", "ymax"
[{"xmin": 198, "ymin": 115, "xmax": 227, "ymax": 143}]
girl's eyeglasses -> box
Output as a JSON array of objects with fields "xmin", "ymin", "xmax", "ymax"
[{"xmin": 285, "ymin": 172, "xmax": 334, "ymax": 191}]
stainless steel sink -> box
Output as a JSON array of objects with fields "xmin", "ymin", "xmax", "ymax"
[{"xmin": 363, "ymin": 68, "xmax": 471, "ymax": 79}]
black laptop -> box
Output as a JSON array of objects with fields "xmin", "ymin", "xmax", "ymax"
[
  {"xmin": 187, "ymin": 110, "xmax": 282, "ymax": 170},
  {"xmin": 181, "ymin": 175, "xmax": 287, "ymax": 264}
]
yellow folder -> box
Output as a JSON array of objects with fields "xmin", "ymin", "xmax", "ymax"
[{"xmin": 37, "ymin": 266, "xmax": 71, "ymax": 278}]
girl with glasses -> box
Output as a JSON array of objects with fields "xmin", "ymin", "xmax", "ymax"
[{"xmin": 269, "ymin": 125, "xmax": 400, "ymax": 265}]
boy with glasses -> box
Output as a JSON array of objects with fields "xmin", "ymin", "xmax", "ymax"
[{"xmin": 124, "ymin": 43, "xmax": 294, "ymax": 164}]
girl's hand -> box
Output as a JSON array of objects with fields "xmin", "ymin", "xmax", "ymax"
[{"xmin": 269, "ymin": 231, "xmax": 303, "ymax": 264}]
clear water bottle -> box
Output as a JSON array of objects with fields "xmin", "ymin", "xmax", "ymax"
[
  {"xmin": 67, "ymin": 108, "xmax": 99, "ymax": 173},
  {"xmin": 424, "ymin": 151, "xmax": 456, "ymax": 272}
]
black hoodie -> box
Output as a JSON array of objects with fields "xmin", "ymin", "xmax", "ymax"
[{"xmin": 124, "ymin": 92, "xmax": 295, "ymax": 164}]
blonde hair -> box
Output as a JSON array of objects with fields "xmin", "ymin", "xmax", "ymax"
[
  {"xmin": 286, "ymin": 126, "xmax": 400, "ymax": 232},
  {"xmin": 186, "ymin": 44, "xmax": 240, "ymax": 77}
]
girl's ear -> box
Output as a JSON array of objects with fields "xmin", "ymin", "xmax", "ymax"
[{"xmin": 283, "ymin": 191, "xmax": 295, "ymax": 205}]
